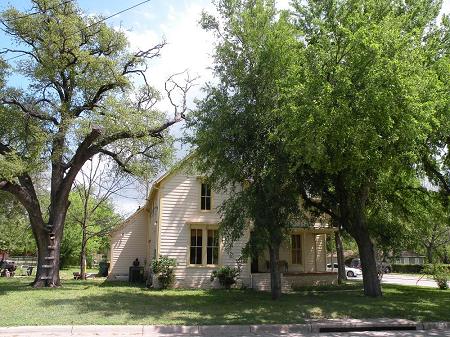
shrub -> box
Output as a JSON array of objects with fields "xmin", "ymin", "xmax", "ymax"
[
  {"xmin": 423, "ymin": 264, "xmax": 450, "ymax": 290},
  {"xmin": 391, "ymin": 264, "xmax": 424, "ymax": 274},
  {"xmin": 151, "ymin": 255, "xmax": 177, "ymax": 289},
  {"xmin": 210, "ymin": 266, "xmax": 239, "ymax": 289}
]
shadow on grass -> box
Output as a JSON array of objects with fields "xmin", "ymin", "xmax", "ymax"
[
  {"xmin": 35, "ymin": 282, "xmax": 450, "ymax": 325},
  {"xmin": 0, "ymin": 276, "xmax": 106, "ymax": 295}
]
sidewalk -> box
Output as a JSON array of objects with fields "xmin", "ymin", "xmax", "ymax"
[{"xmin": 0, "ymin": 320, "xmax": 449, "ymax": 337}]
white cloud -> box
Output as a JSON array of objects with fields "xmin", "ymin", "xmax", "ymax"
[{"xmin": 125, "ymin": 1, "xmax": 215, "ymax": 115}]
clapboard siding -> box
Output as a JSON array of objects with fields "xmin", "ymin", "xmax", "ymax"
[
  {"xmin": 158, "ymin": 172, "xmax": 251, "ymax": 288},
  {"xmin": 109, "ymin": 208, "xmax": 148, "ymax": 278}
]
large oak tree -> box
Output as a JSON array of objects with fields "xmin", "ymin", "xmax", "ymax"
[{"xmin": 0, "ymin": 0, "xmax": 191, "ymax": 287}]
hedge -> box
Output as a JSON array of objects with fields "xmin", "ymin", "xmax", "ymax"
[
  {"xmin": 392, "ymin": 264, "xmax": 450, "ymax": 274},
  {"xmin": 392, "ymin": 264, "xmax": 424, "ymax": 274}
]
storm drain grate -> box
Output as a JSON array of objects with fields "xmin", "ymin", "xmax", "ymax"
[{"xmin": 319, "ymin": 325, "xmax": 417, "ymax": 333}]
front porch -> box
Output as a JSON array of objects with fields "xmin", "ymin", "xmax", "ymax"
[{"xmin": 249, "ymin": 225, "xmax": 338, "ymax": 292}]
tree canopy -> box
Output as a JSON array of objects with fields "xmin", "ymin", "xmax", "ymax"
[
  {"xmin": 0, "ymin": 0, "xmax": 191, "ymax": 287},
  {"xmin": 190, "ymin": 0, "xmax": 301, "ymax": 299},
  {"xmin": 191, "ymin": 0, "xmax": 448, "ymax": 298}
]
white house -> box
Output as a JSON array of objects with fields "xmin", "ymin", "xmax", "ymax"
[{"xmin": 108, "ymin": 157, "xmax": 337, "ymax": 291}]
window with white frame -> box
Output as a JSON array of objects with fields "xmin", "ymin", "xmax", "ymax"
[
  {"xmin": 189, "ymin": 225, "xmax": 219, "ymax": 266},
  {"xmin": 200, "ymin": 183, "xmax": 211, "ymax": 210},
  {"xmin": 190, "ymin": 228, "xmax": 203, "ymax": 265}
]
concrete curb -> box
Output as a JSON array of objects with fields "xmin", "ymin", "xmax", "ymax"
[{"xmin": 0, "ymin": 320, "xmax": 449, "ymax": 336}]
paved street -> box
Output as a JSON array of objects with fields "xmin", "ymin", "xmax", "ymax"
[
  {"xmin": 381, "ymin": 274, "xmax": 439, "ymax": 288},
  {"xmin": 1, "ymin": 330, "xmax": 450, "ymax": 337},
  {"xmin": 350, "ymin": 273, "xmax": 439, "ymax": 288},
  {"xmin": 1, "ymin": 323, "xmax": 449, "ymax": 337}
]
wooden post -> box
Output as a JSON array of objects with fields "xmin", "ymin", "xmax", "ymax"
[{"xmin": 314, "ymin": 234, "xmax": 317, "ymax": 272}]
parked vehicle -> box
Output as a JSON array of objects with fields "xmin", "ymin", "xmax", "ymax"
[
  {"xmin": 349, "ymin": 258, "xmax": 361, "ymax": 269},
  {"xmin": 349, "ymin": 258, "xmax": 392, "ymax": 274},
  {"xmin": 327, "ymin": 263, "xmax": 362, "ymax": 278}
]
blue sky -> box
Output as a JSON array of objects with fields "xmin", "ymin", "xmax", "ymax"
[{"xmin": 1, "ymin": 0, "xmax": 449, "ymax": 215}]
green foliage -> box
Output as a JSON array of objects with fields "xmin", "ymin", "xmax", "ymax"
[
  {"xmin": 60, "ymin": 191, "xmax": 121, "ymax": 268},
  {"xmin": 210, "ymin": 265, "xmax": 240, "ymax": 289},
  {"xmin": 151, "ymin": 255, "xmax": 176, "ymax": 289},
  {"xmin": 0, "ymin": 192, "xmax": 35, "ymax": 255},
  {"xmin": 0, "ymin": 0, "xmax": 180, "ymax": 286},
  {"xmin": 391, "ymin": 264, "xmax": 424, "ymax": 274},
  {"xmin": 423, "ymin": 264, "xmax": 450, "ymax": 290},
  {"xmin": 191, "ymin": 0, "xmax": 301, "ymax": 256},
  {"xmin": 0, "ymin": 0, "xmax": 174, "ymax": 181}
]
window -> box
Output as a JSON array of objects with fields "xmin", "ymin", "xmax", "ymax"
[
  {"xmin": 189, "ymin": 226, "xmax": 219, "ymax": 266},
  {"xmin": 190, "ymin": 229, "xmax": 203, "ymax": 265},
  {"xmin": 201, "ymin": 183, "xmax": 211, "ymax": 210},
  {"xmin": 291, "ymin": 234, "xmax": 302, "ymax": 265},
  {"xmin": 207, "ymin": 229, "xmax": 219, "ymax": 265}
]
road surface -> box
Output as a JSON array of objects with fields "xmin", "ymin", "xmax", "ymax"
[{"xmin": 350, "ymin": 273, "xmax": 441, "ymax": 288}]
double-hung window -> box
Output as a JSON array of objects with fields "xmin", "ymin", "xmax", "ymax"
[
  {"xmin": 201, "ymin": 183, "xmax": 211, "ymax": 210},
  {"xmin": 189, "ymin": 226, "xmax": 219, "ymax": 266},
  {"xmin": 190, "ymin": 229, "xmax": 203, "ymax": 265}
]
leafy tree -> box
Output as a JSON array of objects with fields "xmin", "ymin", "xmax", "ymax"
[
  {"xmin": 190, "ymin": 0, "xmax": 300, "ymax": 299},
  {"xmin": 408, "ymin": 192, "xmax": 449, "ymax": 263},
  {"xmin": 0, "ymin": 0, "xmax": 192, "ymax": 287},
  {"xmin": 70, "ymin": 157, "xmax": 125, "ymax": 279},
  {"xmin": 283, "ymin": 0, "xmax": 444, "ymax": 296}
]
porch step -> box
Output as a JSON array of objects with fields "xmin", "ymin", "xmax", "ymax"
[{"xmin": 44, "ymin": 256, "xmax": 54, "ymax": 260}]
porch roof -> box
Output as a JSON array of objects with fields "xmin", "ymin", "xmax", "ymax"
[{"xmin": 289, "ymin": 222, "xmax": 336, "ymax": 234}]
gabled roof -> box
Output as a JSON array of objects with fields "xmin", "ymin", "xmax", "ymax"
[
  {"xmin": 110, "ymin": 153, "xmax": 196, "ymax": 237},
  {"xmin": 145, "ymin": 152, "xmax": 196, "ymax": 206},
  {"xmin": 109, "ymin": 206, "xmax": 147, "ymax": 235}
]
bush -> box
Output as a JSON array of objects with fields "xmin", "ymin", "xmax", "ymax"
[
  {"xmin": 391, "ymin": 264, "xmax": 424, "ymax": 274},
  {"xmin": 423, "ymin": 264, "xmax": 450, "ymax": 290},
  {"xmin": 210, "ymin": 266, "xmax": 239, "ymax": 289},
  {"xmin": 151, "ymin": 255, "xmax": 176, "ymax": 289}
]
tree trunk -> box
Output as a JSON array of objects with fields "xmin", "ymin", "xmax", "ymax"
[
  {"xmin": 80, "ymin": 237, "xmax": 87, "ymax": 280},
  {"xmin": 334, "ymin": 230, "xmax": 346, "ymax": 284},
  {"xmin": 268, "ymin": 242, "xmax": 281, "ymax": 300},
  {"xmin": 31, "ymin": 221, "xmax": 63, "ymax": 287},
  {"xmin": 426, "ymin": 245, "xmax": 434, "ymax": 263},
  {"xmin": 337, "ymin": 180, "xmax": 381, "ymax": 297},
  {"xmin": 354, "ymin": 228, "xmax": 382, "ymax": 297}
]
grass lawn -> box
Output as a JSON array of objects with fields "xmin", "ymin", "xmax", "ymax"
[{"xmin": 0, "ymin": 271, "xmax": 449, "ymax": 326}]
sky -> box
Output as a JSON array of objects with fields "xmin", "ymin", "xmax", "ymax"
[{"xmin": 0, "ymin": 0, "xmax": 449, "ymax": 216}]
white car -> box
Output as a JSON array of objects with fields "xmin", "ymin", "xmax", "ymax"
[{"xmin": 326, "ymin": 263, "xmax": 362, "ymax": 278}]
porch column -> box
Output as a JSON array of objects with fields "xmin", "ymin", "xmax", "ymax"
[{"xmin": 313, "ymin": 234, "xmax": 317, "ymax": 272}]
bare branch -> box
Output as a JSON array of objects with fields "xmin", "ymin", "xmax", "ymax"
[
  {"xmin": 165, "ymin": 70, "xmax": 199, "ymax": 120},
  {"xmin": 1, "ymin": 97, "xmax": 60, "ymax": 125},
  {"xmin": 97, "ymin": 149, "xmax": 132, "ymax": 174}
]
